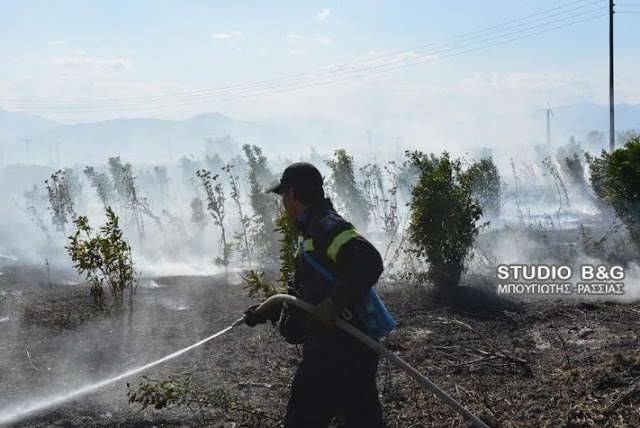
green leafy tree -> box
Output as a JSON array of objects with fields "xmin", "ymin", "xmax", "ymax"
[
  {"xmin": 242, "ymin": 211, "xmax": 298, "ymax": 300},
  {"xmin": 556, "ymin": 138, "xmax": 587, "ymax": 190},
  {"xmin": 44, "ymin": 169, "xmax": 77, "ymax": 232},
  {"xmin": 406, "ymin": 151, "xmax": 483, "ymax": 288},
  {"xmin": 108, "ymin": 156, "xmax": 130, "ymax": 203},
  {"xmin": 588, "ymin": 138, "xmax": 640, "ymax": 245},
  {"xmin": 325, "ymin": 149, "xmax": 369, "ymax": 230},
  {"xmin": 107, "ymin": 157, "xmax": 160, "ymax": 239},
  {"xmin": 467, "ymin": 157, "xmax": 501, "ymax": 218},
  {"xmin": 242, "ymin": 144, "xmax": 280, "ymax": 262},
  {"xmin": 222, "ymin": 163, "xmax": 252, "ymax": 265},
  {"xmin": 66, "ymin": 207, "xmax": 138, "ymax": 323},
  {"xmin": 196, "ymin": 169, "xmax": 231, "ymax": 267},
  {"xmin": 84, "ymin": 165, "xmax": 115, "ymax": 207},
  {"xmin": 63, "ymin": 168, "xmax": 84, "ymax": 209},
  {"xmin": 563, "ymin": 153, "xmax": 587, "ymax": 190},
  {"xmin": 275, "ymin": 211, "xmax": 298, "ymax": 286},
  {"xmin": 556, "ymin": 136, "xmax": 585, "ymax": 164}
]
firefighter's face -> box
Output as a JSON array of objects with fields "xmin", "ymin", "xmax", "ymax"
[{"xmin": 281, "ymin": 187, "xmax": 301, "ymax": 219}]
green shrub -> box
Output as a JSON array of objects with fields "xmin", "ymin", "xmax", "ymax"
[
  {"xmin": 84, "ymin": 165, "xmax": 115, "ymax": 206},
  {"xmin": 222, "ymin": 163, "xmax": 253, "ymax": 265},
  {"xmin": 598, "ymin": 138, "xmax": 640, "ymax": 245},
  {"xmin": 556, "ymin": 138, "xmax": 587, "ymax": 190},
  {"xmin": 45, "ymin": 169, "xmax": 77, "ymax": 232},
  {"xmin": 325, "ymin": 149, "xmax": 370, "ymax": 230},
  {"xmin": 585, "ymin": 150, "xmax": 609, "ymax": 201},
  {"xmin": 127, "ymin": 373, "xmax": 277, "ymax": 428},
  {"xmin": 563, "ymin": 153, "xmax": 587, "ymax": 188},
  {"xmin": 66, "ymin": 207, "xmax": 138, "ymax": 322},
  {"xmin": 406, "ymin": 151, "xmax": 483, "ymax": 288},
  {"xmin": 586, "ymin": 138, "xmax": 640, "ymax": 246},
  {"xmin": 467, "ymin": 157, "xmax": 501, "ymax": 218},
  {"xmin": 196, "ymin": 169, "xmax": 231, "ymax": 267},
  {"xmin": 242, "ymin": 144, "xmax": 280, "ymax": 262},
  {"xmin": 242, "ymin": 211, "xmax": 298, "ymax": 299}
]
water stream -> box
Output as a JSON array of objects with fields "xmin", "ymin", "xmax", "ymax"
[{"xmin": 0, "ymin": 317, "xmax": 244, "ymax": 426}]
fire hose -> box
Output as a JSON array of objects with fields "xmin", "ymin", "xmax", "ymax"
[
  {"xmin": 0, "ymin": 294, "xmax": 490, "ymax": 427},
  {"xmin": 251, "ymin": 294, "xmax": 490, "ymax": 428}
]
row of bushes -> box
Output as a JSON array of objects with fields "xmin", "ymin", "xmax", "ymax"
[{"xmin": 62, "ymin": 135, "xmax": 640, "ymax": 324}]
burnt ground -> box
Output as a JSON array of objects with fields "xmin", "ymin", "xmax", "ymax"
[{"xmin": 1, "ymin": 269, "xmax": 640, "ymax": 428}]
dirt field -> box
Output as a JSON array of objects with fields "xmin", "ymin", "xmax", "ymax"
[{"xmin": 2, "ymin": 266, "xmax": 640, "ymax": 427}]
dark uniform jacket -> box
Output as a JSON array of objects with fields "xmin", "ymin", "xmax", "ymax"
[{"xmin": 279, "ymin": 198, "xmax": 384, "ymax": 355}]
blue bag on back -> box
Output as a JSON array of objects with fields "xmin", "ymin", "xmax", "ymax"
[{"xmin": 301, "ymin": 248, "xmax": 395, "ymax": 340}]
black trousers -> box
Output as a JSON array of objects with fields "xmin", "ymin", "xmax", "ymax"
[{"xmin": 284, "ymin": 346, "xmax": 386, "ymax": 428}]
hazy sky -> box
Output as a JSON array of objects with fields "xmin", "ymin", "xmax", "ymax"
[{"xmin": 0, "ymin": 0, "xmax": 638, "ymax": 150}]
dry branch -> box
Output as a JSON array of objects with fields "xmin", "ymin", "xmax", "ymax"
[
  {"xmin": 438, "ymin": 317, "xmax": 532, "ymax": 376},
  {"xmin": 606, "ymin": 383, "xmax": 640, "ymax": 413},
  {"xmin": 26, "ymin": 349, "xmax": 38, "ymax": 371}
]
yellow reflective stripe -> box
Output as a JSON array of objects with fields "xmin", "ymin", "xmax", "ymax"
[
  {"xmin": 303, "ymin": 238, "xmax": 314, "ymax": 252},
  {"xmin": 327, "ymin": 228, "xmax": 359, "ymax": 262}
]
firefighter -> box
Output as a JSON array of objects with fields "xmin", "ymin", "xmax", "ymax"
[{"xmin": 244, "ymin": 162, "xmax": 388, "ymax": 428}]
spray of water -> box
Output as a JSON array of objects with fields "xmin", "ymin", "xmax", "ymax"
[{"xmin": 0, "ymin": 317, "xmax": 245, "ymax": 426}]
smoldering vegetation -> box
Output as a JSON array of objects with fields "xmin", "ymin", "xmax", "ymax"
[{"xmin": 1, "ymin": 130, "xmax": 640, "ymax": 427}]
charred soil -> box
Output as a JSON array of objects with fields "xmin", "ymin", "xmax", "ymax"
[{"xmin": 1, "ymin": 273, "xmax": 640, "ymax": 427}]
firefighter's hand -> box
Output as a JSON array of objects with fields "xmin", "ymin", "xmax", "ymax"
[
  {"xmin": 312, "ymin": 298, "xmax": 340, "ymax": 326},
  {"xmin": 286, "ymin": 279, "xmax": 300, "ymax": 297},
  {"xmin": 244, "ymin": 304, "xmax": 268, "ymax": 327}
]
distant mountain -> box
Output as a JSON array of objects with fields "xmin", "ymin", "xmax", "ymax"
[
  {"xmin": 1, "ymin": 102, "xmax": 638, "ymax": 167},
  {"xmin": 0, "ymin": 111, "xmax": 287, "ymax": 166},
  {"xmin": 0, "ymin": 109, "xmax": 61, "ymax": 140}
]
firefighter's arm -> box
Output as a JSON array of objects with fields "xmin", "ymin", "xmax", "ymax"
[
  {"xmin": 328, "ymin": 233, "xmax": 383, "ymax": 308},
  {"xmin": 278, "ymin": 279, "xmax": 311, "ymax": 343}
]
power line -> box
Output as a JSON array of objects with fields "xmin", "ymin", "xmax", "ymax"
[
  {"xmin": 44, "ymin": 14, "xmax": 610, "ymax": 113},
  {"xmin": 7, "ymin": 14, "xmax": 609, "ymax": 114},
  {"xmin": 0, "ymin": 6, "xmax": 609, "ymax": 113},
  {"xmin": 1, "ymin": 0, "xmax": 604, "ymax": 109},
  {"xmin": 1, "ymin": 3, "xmax": 606, "ymax": 110},
  {"xmin": 4, "ymin": 10, "xmax": 604, "ymax": 114}
]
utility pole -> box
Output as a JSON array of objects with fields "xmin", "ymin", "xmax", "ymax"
[
  {"xmin": 368, "ymin": 131, "xmax": 372, "ymax": 155},
  {"xmin": 609, "ymin": 0, "xmax": 615, "ymax": 152}
]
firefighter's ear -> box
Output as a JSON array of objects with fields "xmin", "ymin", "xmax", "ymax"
[{"xmin": 288, "ymin": 187, "xmax": 299, "ymax": 202}]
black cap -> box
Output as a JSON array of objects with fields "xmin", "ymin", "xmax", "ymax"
[{"xmin": 267, "ymin": 162, "xmax": 324, "ymax": 195}]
